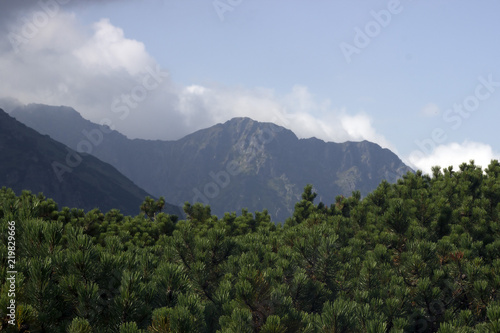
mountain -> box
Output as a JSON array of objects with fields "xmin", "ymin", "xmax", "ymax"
[
  {"xmin": 12, "ymin": 104, "xmax": 413, "ymax": 222},
  {"xmin": 0, "ymin": 108, "xmax": 181, "ymax": 216}
]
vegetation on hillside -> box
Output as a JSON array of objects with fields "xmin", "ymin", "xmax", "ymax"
[{"xmin": 1, "ymin": 160, "xmax": 500, "ymax": 332}]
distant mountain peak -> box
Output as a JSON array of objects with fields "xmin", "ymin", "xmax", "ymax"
[
  {"xmin": 219, "ymin": 117, "xmax": 297, "ymax": 140},
  {"xmin": 223, "ymin": 116, "xmax": 255, "ymax": 124},
  {"xmin": 11, "ymin": 103, "xmax": 412, "ymax": 222}
]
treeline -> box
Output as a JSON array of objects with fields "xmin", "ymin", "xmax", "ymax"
[{"xmin": 1, "ymin": 160, "xmax": 500, "ymax": 332}]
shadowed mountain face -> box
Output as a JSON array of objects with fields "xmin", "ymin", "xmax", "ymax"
[
  {"xmin": 12, "ymin": 104, "xmax": 413, "ymax": 222},
  {"xmin": 0, "ymin": 108, "xmax": 181, "ymax": 216}
]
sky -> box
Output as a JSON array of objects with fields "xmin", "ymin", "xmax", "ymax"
[{"xmin": 1, "ymin": 0, "xmax": 500, "ymax": 174}]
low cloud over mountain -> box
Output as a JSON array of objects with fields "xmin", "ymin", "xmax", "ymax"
[{"xmin": 0, "ymin": 6, "xmax": 392, "ymax": 152}]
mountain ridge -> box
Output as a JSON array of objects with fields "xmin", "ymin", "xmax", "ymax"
[
  {"xmin": 11, "ymin": 103, "xmax": 413, "ymax": 221},
  {"xmin": 0, "ymin": 108, "xmax": 182, "ymax": 216}
]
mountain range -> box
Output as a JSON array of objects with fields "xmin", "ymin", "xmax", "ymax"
[
  {"xmin": 0, "ymin": 108, "xmax": 181, "ymax": 216},
  {"xmin": 10, "ymin": 104, "xmax": 413, "ymax": 222}
]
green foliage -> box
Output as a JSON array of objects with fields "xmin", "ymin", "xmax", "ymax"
[
  {"xmin": 2, "ymin": 160, "xmax": 500, "ymax": 332},
  {"xmin": 141, "ymin": 197, "xmax": 166, "ymax": 221},
  {"xmin": 67, "ymin": 317, "xmax": 93, "ymax": 333}
]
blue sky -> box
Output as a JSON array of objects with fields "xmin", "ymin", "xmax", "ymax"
[{"xmin": 1, "ymin": 0, "xmax": 500, "ymax": 173}]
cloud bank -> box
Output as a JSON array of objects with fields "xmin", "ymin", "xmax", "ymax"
[
  {"xmin": 0, "ymin": 10, "xmax": 393, "ymax": 152},
  {"xmin": 1, "ymin": 3, "xmax": 498, "ymax": 176},
  {"xmin": 408, "ymin": 140, "xmax": 500, "ymax": 174}
]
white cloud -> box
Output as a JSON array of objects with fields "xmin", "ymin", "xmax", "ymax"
[
  {"xmin": 174, "ymin": 83, "xmax": 395, "ymax": 150},
  {"xmin": 0, "ymin": 97, "xmax": 23, "ymax": 112},
  {"xmin": 0, "ymin": 14, "xmax": 392, "ymax": 151},
  {"xmin": 74, "ymin": 18, "xmax": 153, "ymax": 76},
  {"xmin": 339, "ymin": 113, "xmax": 393, "ymax": 148},
  {"xmin": 185, "ymin": 85, "xmax": 207, "ymax": 95},
  {"xmin": 420, "ymin": 103, "xmax": 441, "ymax": 117},
  {"xmin": 407, "ymin": 140, "xmax": 500, "ymax": 174}
]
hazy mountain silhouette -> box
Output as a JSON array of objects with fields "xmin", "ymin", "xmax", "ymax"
[
  {"xmin": 1, "ymin": 108, "xmax": 181, "ymax": 216},
  {"xmin": 12, "ymin": 104, "xmax": 412, "ymax": 222}
]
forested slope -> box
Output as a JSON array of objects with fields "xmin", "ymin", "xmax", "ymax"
[{"xmin": 1, "ymin": 160, "xmax": 500, "ymax": 332}]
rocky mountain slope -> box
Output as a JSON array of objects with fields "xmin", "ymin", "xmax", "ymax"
[
  {"xmin": 1, "ymin": 108, "xmax": 181, "ymax": 216},
  {"xmin": 12, "ymin": 104, "xmax": 412, "ymax": 221}
]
